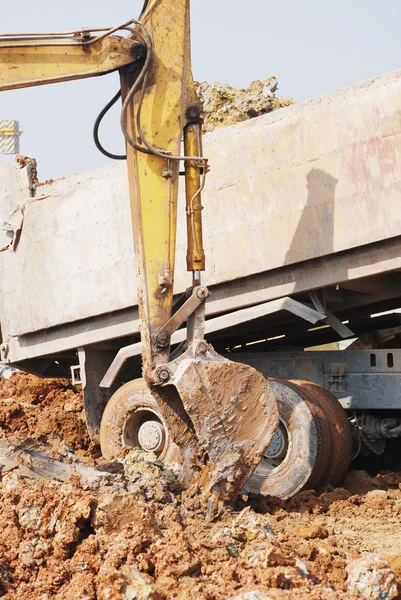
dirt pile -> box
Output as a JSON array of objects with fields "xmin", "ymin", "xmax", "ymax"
[
  {"xmin": 196, "ymin": 78, "xmax": 294, "ymax": 133},
  {"xmin": 0, "ymin": 372, "xmax": 400, "ymax": 599},
  {"xmin": 0, "ymin": 372, "xmax": 97, "ymax": 462}
]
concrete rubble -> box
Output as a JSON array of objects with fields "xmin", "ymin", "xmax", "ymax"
[{"xmin": 196, "ymin": 78, "xmax": 294, "ymax": 132}]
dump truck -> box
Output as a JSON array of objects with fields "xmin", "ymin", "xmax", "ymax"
[{"xmin": 1, "ymin": 0, "xmax": 400, "ymax": 506}]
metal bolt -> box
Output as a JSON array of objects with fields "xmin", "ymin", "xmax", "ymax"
[
  {"xmin": 158, "ymin": 369, "xmax": 170, "ymax": 383},
  {"xmin": 186, "ymin": 106, "xmax": 201, "ymax": 121},
  {"xmin": 155, "ymin": 330, "xmax": 171, "ymax": 348},
  {"xmin": 196, "ymin": 286, "xmax": 209, "ymax": 300}
]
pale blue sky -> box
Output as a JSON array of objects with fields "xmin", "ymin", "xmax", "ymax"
[{"xmin": 1, "ymin": 0, "xmax": 400, "ymax": 179}]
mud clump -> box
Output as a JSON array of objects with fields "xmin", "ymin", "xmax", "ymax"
[
  {"xmin": 0, "ymin": 372, "xmax": 400, "ymax": 598},
  {"xmin": 196, "ymin": 78, "xmax": 294, "ymax": 133},
  {"xmin": 0, "ymin": 372, "xmax": 96, "ymax": 461}
]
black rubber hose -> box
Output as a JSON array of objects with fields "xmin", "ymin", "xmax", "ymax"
[
  {"xmin": 140, "ymin": 0, "xmax": 150, "ymax": 17},
  {"xmin": 93, "ymin": 90, "xmax": 127, "ymax": 161}
]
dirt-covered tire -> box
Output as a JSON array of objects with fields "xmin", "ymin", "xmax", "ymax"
[
  {"xmin": 291, "ymin": 380, "xmax": 353, "ymax": 486},
  {"xmin": 99, "ymin": 378, "xmax": 183, "ymax": 466},
  {"xmin": 244, "ymin": 379, "xmax": 331, "ymax": 500},
  {"xmin": 279, "ymin": 380, "xmax": 332, "ymax": 490}
]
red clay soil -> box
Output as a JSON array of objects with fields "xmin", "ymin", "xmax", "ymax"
[
  {"xmin": 0, "ymin": 372, "xmax": 98, "ymax": 461},
  {"xmin": 0, "ymin": 372, "xmax": 399, "ymax": 600}
]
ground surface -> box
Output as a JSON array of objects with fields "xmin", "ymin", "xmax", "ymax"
[{"xmin": 0, "ymin": 372, "xmax": 399, "ymax": 600}]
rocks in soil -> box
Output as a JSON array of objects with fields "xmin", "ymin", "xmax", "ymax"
[
  {"xmin": 292, "ymin": 524, "xmax": 329, "ymax": 541},
  {"xmin": 231, "ymin": 506, "xmax": 275, "ymax": 541},
  {"xmin": 347, "ymin": 554, "xmax": 398, "ymax": 599},
  {"xmin": 97, "ymin": 566, "xmax": 162, "ymax": 600},
  {"xmin": 93, "ymin": 494, "xmax": 160, "ymax": 536}
]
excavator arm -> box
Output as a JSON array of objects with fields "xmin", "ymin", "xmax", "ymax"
[
  {"xmin": 119, "ymin": 0, "xmax": 207, "ymax": 372},
  {"xmin": 0, "ymin": 23, "xmax": 142, "ymax": 90},
  {"xmin": 0, "ymin": 0, "xmax": 280, "ymax": 511}
]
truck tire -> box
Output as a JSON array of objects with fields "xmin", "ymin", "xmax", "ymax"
[
  {"xmin": 244, "ymin": 379, "xmax": 331, "ymax": 500},
  {"xmin": 291, "ymin": 380, "xmax": 352, "ymax": 486},
  {"xmin": 99, "ymin": 378, "xmax": 182, "ymax": 465}
]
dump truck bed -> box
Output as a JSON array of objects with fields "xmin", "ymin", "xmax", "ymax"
[{"xmin": 1, "ymin": 69, "xmax": 401, "ymax": 368}]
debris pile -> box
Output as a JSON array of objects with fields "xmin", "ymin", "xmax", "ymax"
[
  {"xmin": 0, "ymin": 372, "xmax": 96, "ymax": 461},
  {"xmin": 196, "ymin": 78, "xmax": 294, "ymax": 133},
  {"xmin": 0, "ymin": 372, "xmax": 400, "ymax": 599}
]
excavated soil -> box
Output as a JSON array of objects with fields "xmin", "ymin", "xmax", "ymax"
[
  {"xmin": 0, "ymin": 373, "xmax": 98, "ymax": 462},
  {"xmin": 0, "ymin": 372, "xmax": 400, "ymax": 599}
]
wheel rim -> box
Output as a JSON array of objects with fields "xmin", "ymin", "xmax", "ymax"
[
  {"xmin": 123, "ymin": 407, "xmax": 169, "ymax": 458},
  {"xmin": 251, "ymin": 420, "xmax": 289, "ymax": 479}
]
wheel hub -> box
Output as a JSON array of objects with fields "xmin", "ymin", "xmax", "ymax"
[
  {"xmin": 137, "ymin": 420, "xmax": 166, "ymax": 453},
  {"xmin": 263, "ymin": 422, "xmax": 288, "ymax": 460}
]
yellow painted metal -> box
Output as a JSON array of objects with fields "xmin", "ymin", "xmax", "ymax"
[
  {"xmin": 121, "ymin": 0, "xmax": 202, "ymax": 373},
  {"xmin": 0, "ymin": 36, "xmax": 138, "ymax": 91},
  {"xmin": 0, "ymin": 0, "xmax": 205, "ymax": 377},
  {"xmin": 184, "ymin": 123, "xmax": 206, "ymax": 273},
  {"xmin": 0, "ymin": 129, "xmax": 21, "ymax": 135}
]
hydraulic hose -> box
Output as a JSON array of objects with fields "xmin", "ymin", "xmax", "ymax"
[{"xmin": 93, "ymin": 90, "xmax": 126, "ymax": 160}]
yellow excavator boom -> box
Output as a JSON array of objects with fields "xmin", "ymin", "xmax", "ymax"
[
  {"xmin": 120, "ymin": 0, "xmax": 206, "ymax": 372},
  {"xmin": 0, "ymin": 25, "xmax": 141, "ymax": 91}
]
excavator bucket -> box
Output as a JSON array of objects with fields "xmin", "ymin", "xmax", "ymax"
[
  {"xmin": 100, "ymin": 344, "xmax": 280, "ymax": 505},
  {"xmin": 169, "ymin": 345, "xmax": 280, "ymax": 502}
]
